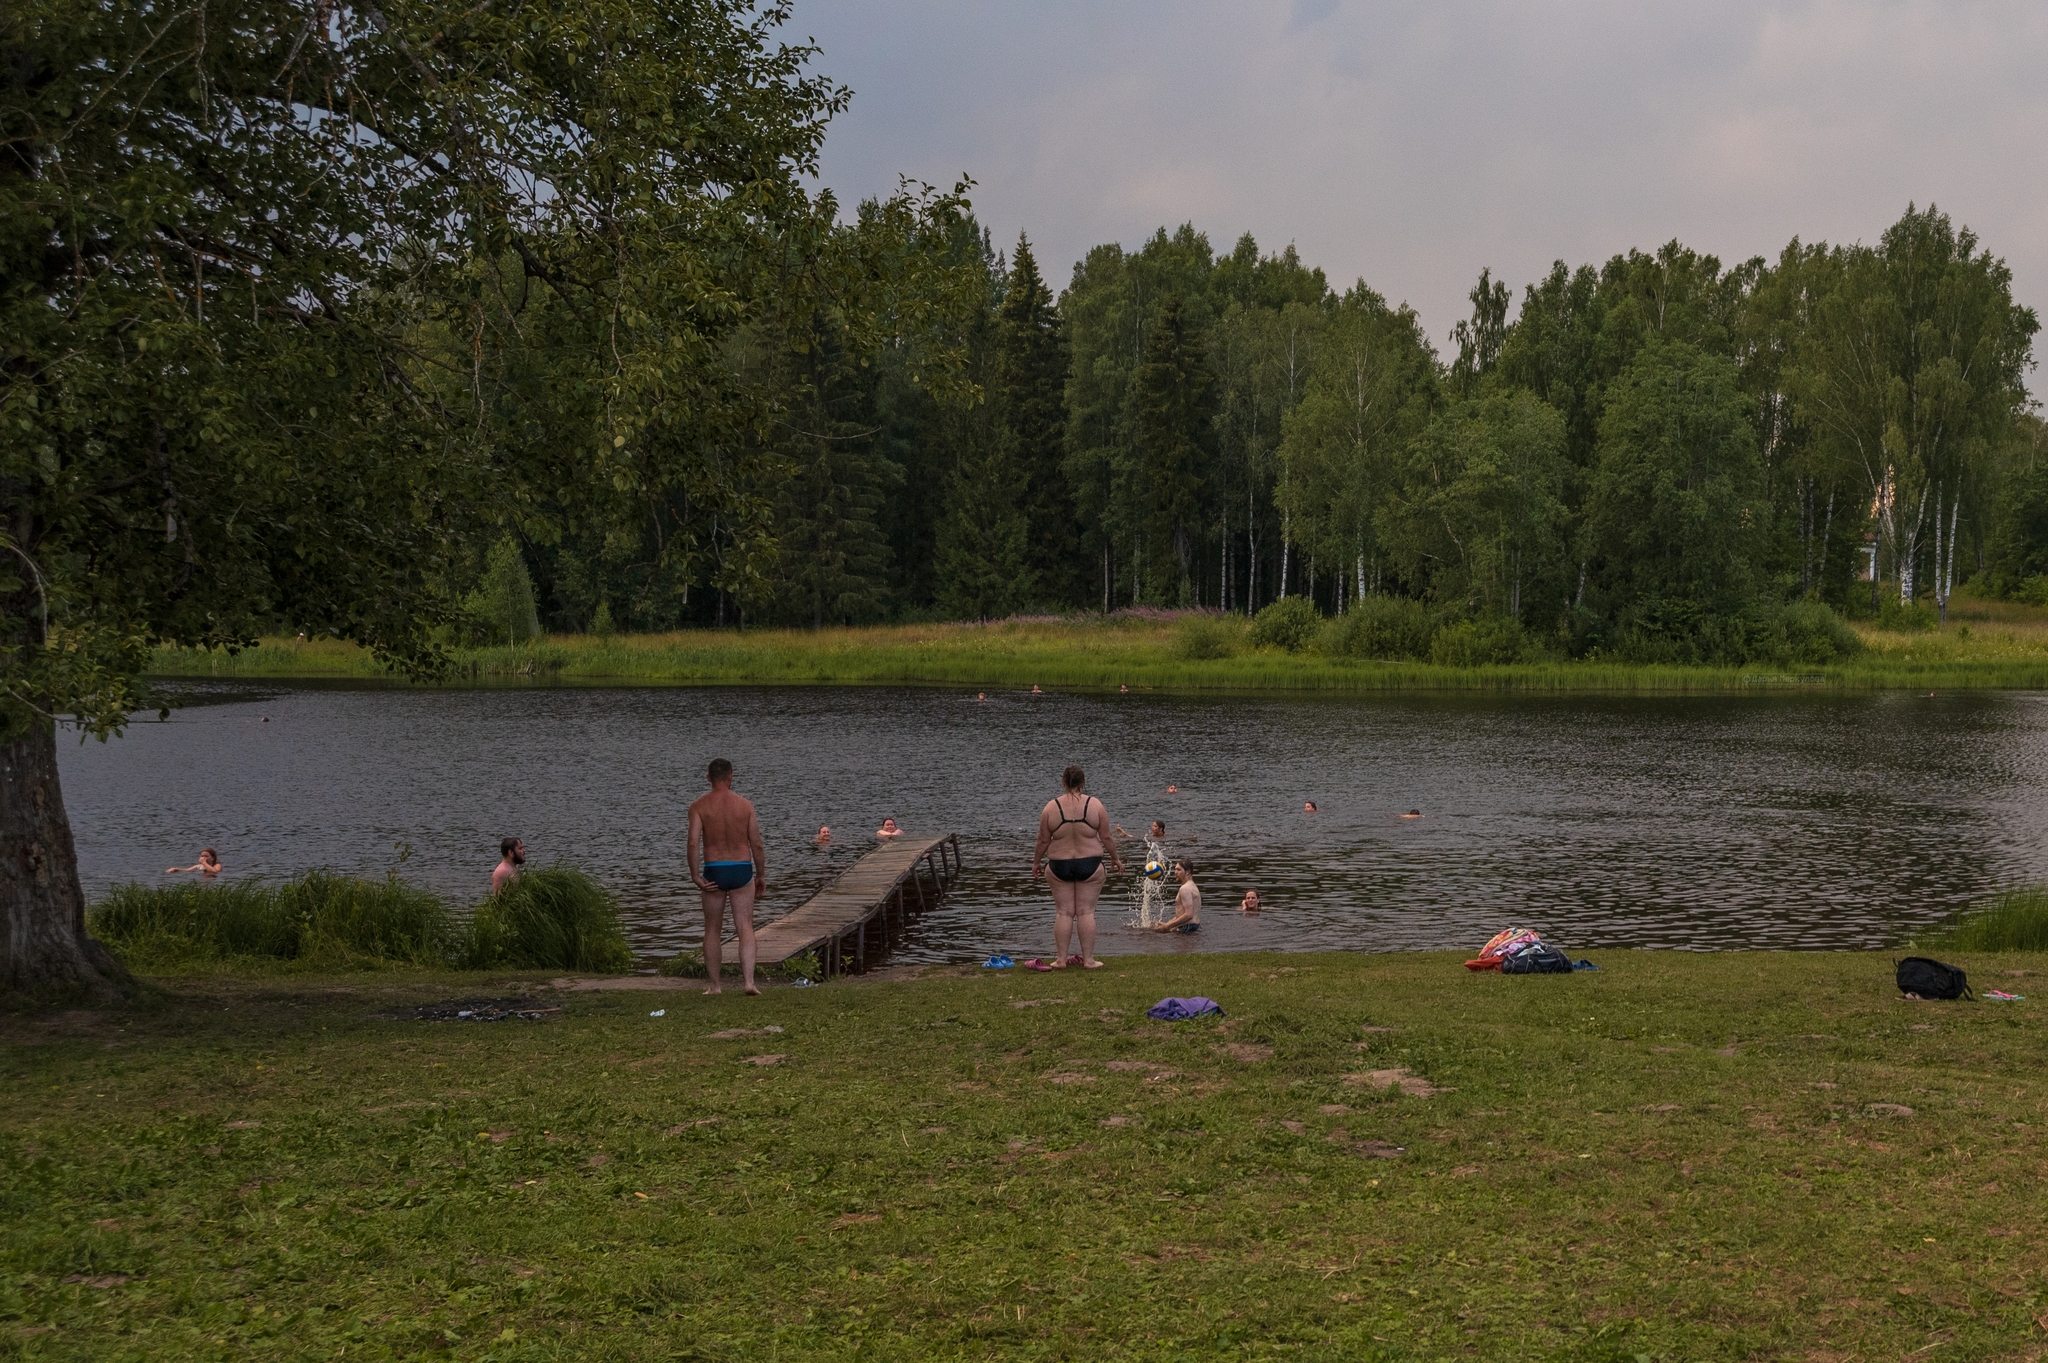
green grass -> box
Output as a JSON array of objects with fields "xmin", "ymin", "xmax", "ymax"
[
  {"xmin": 463, "ymin": 868, "xmax": 633, "ymax": 973},
  {"xmin": 150, "ymin": 600, "xmax": 2048, "ymax": 693},
  {"xmin": 1915, "ymin": 885, "xmax": 2048, "ymax": 953},
  {"xmin": 5, "ymin": 949, "xmax": 2046, "ymax": 1360},
  {"xmin": 86, "ymin": 871, "xmax": 632, "ymax": 975}
]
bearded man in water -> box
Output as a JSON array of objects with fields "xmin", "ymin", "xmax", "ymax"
[{"xmin": 688, "ymin": 757, "xmax": 768, "ymax": 996}]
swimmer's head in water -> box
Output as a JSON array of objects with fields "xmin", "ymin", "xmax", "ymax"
[
  {"xmin": 1062, "ymin": 765, "xmax": 1086, "ymax": 791},
  {"xmin": 1150, "ymin": 821, "xmax": 1165, "ymax": 839},
  {"xmin": 880, "ymin": 818, "xmax": 899, "ymax": 832},
  {"xmin": 1304, "ymin": 801, "xmax": 1318, "ymax": 813},
  {"xmin": 1407, "ymin": 809, "xmax": 1421, "ymax": 817},
  {"xmin": 707, "ymin": 757, "xmax": 733, "ymax": 784},
  {"xmin": 201, "ymin": 847, "xmax": 218, "ymax": 862}
]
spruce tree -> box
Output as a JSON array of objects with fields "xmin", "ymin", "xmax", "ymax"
[
  {"xmin": 1133, "ymin": 295, "xmax": 1215, "ymax": 604},
  {"xmin": 995, "ymin": 235, "xmax": 1079, "ymax": 605}
]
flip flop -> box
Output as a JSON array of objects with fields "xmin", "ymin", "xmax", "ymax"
[
  {"xmin": 1066, "ymin": 955, "xmax": 1085, "ymax": 967},
  {"xmin": 1020, "ymin": 957, "xmax": 1054, "ymax": 971}
]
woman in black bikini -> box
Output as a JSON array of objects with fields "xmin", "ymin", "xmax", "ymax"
[{"xmin": 1032, "ymin": 765, "xmax": 1124, "ymax": 969}]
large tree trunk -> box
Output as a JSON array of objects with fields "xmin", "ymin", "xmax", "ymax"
[{"xmin": 1, "ymin": 720, "xmax": 132, "ymax": 999}]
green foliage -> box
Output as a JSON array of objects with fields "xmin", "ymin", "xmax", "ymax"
[
  {"xmin": 1248, "ymin": 596, "xmax": 1322, "ymax": 652},
  {"xmin": 1916, "ymin": 886, "xmax": 2048, "ymax": 952},
  {"xmin": 88, "ymin": 873, "xmax": 453, "ymax": 971},
  {"xmin": 1325, "ymin": 596, "xmax": 1432, "ymax": 660},
  {"xmin": 1428, "ymin": 616, "xmax": 1530, "ymax": 667},
  {"xmin": 1877, "ymin": 597, "xmax": 1939, "ymax": 633},
  {"xmin": 469, "ymin": 538, "xmax": 543, "ymax": 645},
  {"xmin": 466, "ymin": 868, "xmax": 633, "ymax": 973},
  {"xmin": 1170, "ymin": 613, "xmax": 1246, "ymax": 660},
  {"xmin": 1775, "ymin": 601, "xmax": 1864, "ymax": 664},
  {"xmin": 590, "ymin": 600, "xmax": 617, "ymax": 638}
]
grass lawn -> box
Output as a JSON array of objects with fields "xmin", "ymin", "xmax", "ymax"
[{"xmin": 5, "ymin": 949, "xmax": 2046, "ymax": 1360}]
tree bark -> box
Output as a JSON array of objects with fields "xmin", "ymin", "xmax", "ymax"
[{"xmin": 1, "ymin": 720, "xmax": 132, "ymax": 999}]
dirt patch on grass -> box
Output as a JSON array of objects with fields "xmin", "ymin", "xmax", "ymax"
[
  {"xmin": 1344, "ymin": 1068, "xmax": 1452, "ymax": 1098},
  {"xmin": 707, "ymin": 1026, "xmax": 784, "ymax": 1039},
  {"xmin": 1010, "ymin": 998, "xmax": 1071, "ymax": 1009},
  {"xmin": 741, "ymin": 1054, "xmax": 786, "ymax": 1066},
  {"xmin": 1216, "ymin": 1042, "xmax": 1273, "ymax": 1063},
  {"xmin": 413, "ymin": 998, "xmax": 560, "ymax": 1022}
]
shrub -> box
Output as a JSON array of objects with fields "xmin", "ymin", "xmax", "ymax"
[
  {"xmin": 1914, "ymin": 886, "xmax": 2048, "ymax": 953},
  {"xmin": 1876, "ymin": 596, "xmax": 1937, "ymax": 633},
  {"xmin": 1325, "ymin": 596, "xmax": 1431, "ymax": 660},
  {"xmin": 1170, "ymin": 613, "xmax": 1245, "ymax": 660},
  {"xmin": 466, "ymin": 867, "xmax": 633, "ymax": 972},
  {"xmin": 1248, "ymin": 597, "xmax": 1322, "ymax": 653},
  {"xmin": 89, "ymin": 872, "xmax": 454, "ymax": 971},
  {"xmin": 2020, "ymin": 575, "xmax": 2048, "ymax": 608},
  {"xmin": 1776, "ymin": 601, "xmax": 1863, "ymax": 664},
  {"xmin": 1428, "ymin": 616, "xmax": 1528, "ymax": 666}
]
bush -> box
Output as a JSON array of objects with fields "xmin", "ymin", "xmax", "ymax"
[
  {"xmin": 2021, "ymin": 576, "xmax": 2048, "ymax": 608},
  {"xmin": 1915, "ymin": 886, "xmax": 2048, "ymax": 952},
  {"xmin": 1325, "ymin": 596, "xmax": 1431, "ymax": 660},
  {"xmin": 1170, "ymin": 613, "xmax": 1245, "ymax": 660},
  {"xmin": 1776, "ymin": 600, "xmax": 1863, "ymax": 664},
  {"xmin": 1428, "ymin": 616, "xmax": 1528, "ymax": 666},
  {"xmin": 1876, "ymin": 596, "xmax": 1937, "ymax": 633},
  {"xmin": 466, "ymin": 867, "xmax": 633, "ymax": 972},
  {"xmin": 1248, "ymin": 597, "xmax": 1322, "ymax": 653},
  {"xmin": 89, "ymin": 871, "xmax": 454, "ymax": 971}
]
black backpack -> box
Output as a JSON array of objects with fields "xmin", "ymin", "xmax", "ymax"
[
  {"xmin": 1895, "ymin": 956, "xmax": 1972, "ymax": 1001},
  {"xmin": 1502, "ymin": 943, "xmax": 1574, "ymax": 975}
]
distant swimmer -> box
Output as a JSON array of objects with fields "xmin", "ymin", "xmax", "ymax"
[
  {"xmin": 167, "ymin": 848, "xmax": 222, "ymax": 877},
  {"xmin": 1166, "ymin": 784, "xmax": 1179, "ymax": 795},
  {"xmin": 490, "ymin": 837, "xmax": 525, "ymax": 893},
  {"xmin": 1150, "ymin": 820, "xmax": 1166, "ymax": 840},
  {"xmin": 688, "ymin": 757, "xmax": 768, "ymax": 997},
  {"xmin": 1304, "ymin": 801, "xmax": 1318, "ymax": 814},
  {"xmin": 1031, "ymin": 684, "xmax": 1044, "ymax": 695},
  {"xmin": 977, "ymin": 692, "xmax": 986, "ymax": 702},
  {"xmin": 815, "ymin": 826, "xmax": 832, "ymax": 844},
  {"xmin": 1034, "ymin": 765, "xmax": 1124, "ymax": 969},
  {"xmin": 1152, "ymin": 861, "xmax": 1201, "ymax": 934},
  {"xmin": 1240, "ymin": 889, "xmax": 1262, "ymax": 913},
  {"xmin": 877, "ymin": 818, "xmax": 904, "ymax": 839},
  {"xmin": 1119, "ymin": 683, "xmax": 1129, "ymax": 694},
  {"xmin": 1402, "ymin": 809, "xmax": 1422, "ymax": 819}
]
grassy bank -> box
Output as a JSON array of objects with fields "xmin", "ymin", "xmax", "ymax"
[
  {"xmin": 149, "ymin": 599, "xmax": 2048, "ymax": 694},
  {"xmin": 89, "ymin": 870, "xmax": 631, "ymax": 975},
  {"xmin": 5, "ymin": 949, "xmax": 2046, "ymax": 1360}
]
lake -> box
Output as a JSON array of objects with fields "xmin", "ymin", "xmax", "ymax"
[{"xmin": 60, "ymin": 683, "xmax": 2048, "ymax": 964}]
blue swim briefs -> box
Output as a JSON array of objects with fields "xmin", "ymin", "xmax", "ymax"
[{"xmin": 704, "ymin": 860, "xmax": 754, "ymax": 891}]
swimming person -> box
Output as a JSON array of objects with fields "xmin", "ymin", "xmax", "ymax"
[
  {"xmin": 1304, "ymin": 801, "xmax": 1318, "ymax": 813},
  {"xmin": 815, "ymin": 826, "xmax": 832, "ymax": 844},
  {"xmin": 1240, "ymin": 889, "xmax": 1262, "ymax": 913},
  {"xmin": 1033, "ymin": 765, "xmax": 1123, "ymax": 969},
  {"xmin": 1152, "ymin": 861, "xmax": 1202, "ymax": 933},
  {"xmin": 1150, "ymin": 820, "xmax": 1166, "ymax": 840},
  {"xmin": 877, "ymin": 818, "xmax": 903, "ymax": 839},
  {"xmin": 490, "ymin": 837, "xmax": 525, "ymax": 894},
  {"xmin": 166, "ymin": 848, "xmax": 222, "ymax": 877},
  {"xmin": 688, "ymin": 757, "xmax": 767, "ymax": 997}
]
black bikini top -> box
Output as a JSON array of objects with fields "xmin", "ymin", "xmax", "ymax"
[{"xmin": 1052, "ymin": 794, "xmax": 1095, "ymax": 827}]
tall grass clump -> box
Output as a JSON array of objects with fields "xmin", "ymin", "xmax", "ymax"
[
  {"xmin": 465, "ymin": 867, "xmax": 633, "ymax": 971},
  {"xmin": 1325, "ymin": 596, "xmax": 1432, "ymax": 660},
  {"xmin": 1915, "ymin": 886, "xmax": 2048, "ymax": 953},
  {"xmin": 1170, "ymin": 613, "xmax": 1246, "ymax": 660},
  {"xmin": 1248, "ymin": 597, "xmax": 1322, "ymax": 653},
  {"xmin": 89, "ymin": 871, "xmax": 455, "ymax": 970}
]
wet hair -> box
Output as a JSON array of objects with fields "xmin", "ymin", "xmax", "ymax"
[
  {"xmin": 1151, "ymin": 821, "xmax": 1165, "ymax": 835},
  {"xmin": 708, "ymin": 757, "xmax": 733, "ymax": 782},
  {"xmin": 1062, "ymin": 765, "xmax": 1086, "ymax": 791},
  {"xmin": 500, "ymin": 837, "xmax": 520, "ymax": 858},
  {"xmin": 201, "ymin": 847, "xmax": 217, "ymax": 859},
  {"xmin": 1174, "ymin": 860, "xmax": 1195, "ymax": 877}
]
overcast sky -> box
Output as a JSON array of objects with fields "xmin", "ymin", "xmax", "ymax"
[{"xmin": 795, "ymin": 0, "xmax": 2048, "ymax": 362}]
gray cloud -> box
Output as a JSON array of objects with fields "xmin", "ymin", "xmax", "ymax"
[{"xmin": 795, "ymin": 1, "xmax": 2048, "ymax": 366}]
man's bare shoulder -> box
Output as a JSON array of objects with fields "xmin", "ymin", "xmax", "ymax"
[{"xmin": 690, "ymin": 789, "xmax": 755, "ymax": 815}]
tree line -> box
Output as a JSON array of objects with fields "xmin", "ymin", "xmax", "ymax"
[{"xmin": 534, "ymin": 207, "xmax": 2044, "ymax": 661}]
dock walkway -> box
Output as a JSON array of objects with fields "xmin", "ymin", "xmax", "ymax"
[{"xmin": 752, "ymin": 833, "xmax": 962, "ymax": 977}]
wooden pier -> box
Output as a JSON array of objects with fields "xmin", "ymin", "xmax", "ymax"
[{"xmin": 752, "ymin": 834, "xmax": 962, "ymax": 978}]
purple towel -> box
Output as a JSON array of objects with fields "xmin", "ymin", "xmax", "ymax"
[{"xmin": 1147, "ymin": 996, "xmax": 1225, "ymax": 1020}]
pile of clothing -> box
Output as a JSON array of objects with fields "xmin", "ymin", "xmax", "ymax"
[{"xmin": 1463, "ymin": 927, "xmax": 1595, "ymax": 974}]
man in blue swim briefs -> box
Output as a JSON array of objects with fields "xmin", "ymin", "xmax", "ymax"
[
  {"xmin": 1151, "ymin": 861, "xmax": 1202, "ymax": 935},
  {"xmin": 688, "ymin": 757, "xmax": 768, "ymax": 996}
]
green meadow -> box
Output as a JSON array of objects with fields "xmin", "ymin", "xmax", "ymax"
[
  {"xmin": 148, "ymin": 594, "xmax": 2048, "ymax": 695},
  {"xmin": 5, "ymin": 948, "xmax": 2045, "ymax": 1361}
]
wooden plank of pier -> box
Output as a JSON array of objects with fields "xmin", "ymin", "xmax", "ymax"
[{"xmin": 751, "ymin": 833, "xmax": 962, "ymax": 978}]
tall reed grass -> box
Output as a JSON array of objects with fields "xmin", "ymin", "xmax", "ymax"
[
  {"xmin": 89, "ymin": 867, "xmax": 635, "ymax": 973},
  {"xmin": 1914, "ymin": 886, "xmax": 2048, "ymax": 953},
  {"xmin": 464, "ymin": 867, "xmax": 633, "ymax": 972}
]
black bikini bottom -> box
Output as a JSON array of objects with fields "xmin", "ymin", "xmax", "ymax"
[{"xmin": 1048, "ymin": 856, "xmax": 1103, "ymax": 883}]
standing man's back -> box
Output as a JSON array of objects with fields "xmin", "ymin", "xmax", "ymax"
[{"xmin": 688, "ymin": 758, "xmax": 767, "ymax": 995}]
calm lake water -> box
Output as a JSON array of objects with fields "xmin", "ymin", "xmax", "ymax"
[{"xmin": 60, "ymin": 683, "xmax": 2048, "ymax": 964}]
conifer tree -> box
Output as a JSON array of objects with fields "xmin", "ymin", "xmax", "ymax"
[
  {"xmin": 1133, "ymin": 295, "xmax": 1215, "ymax": 604},
  {"xmin": 995, "ymin": 235, "xmax": 1078, "ymax": 605}
]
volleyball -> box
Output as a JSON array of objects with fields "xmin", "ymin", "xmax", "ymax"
[{"xmin": 1144, "ymin": 859, "xmax": 1168, "ymax": 881}]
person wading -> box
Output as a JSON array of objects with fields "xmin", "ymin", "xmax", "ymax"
[
  {"xmin": 688, "ymin": 758, "xmax": 768, "ymax": 996},
  {"xmin": 1032, "ymin": 765, "xmax": 1123, "ymax": 969}
]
